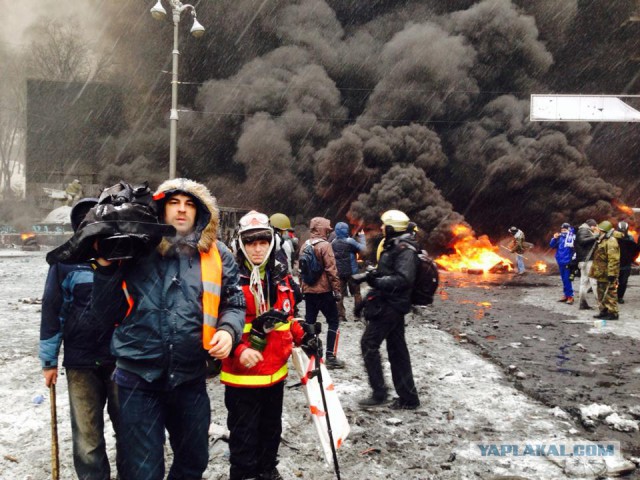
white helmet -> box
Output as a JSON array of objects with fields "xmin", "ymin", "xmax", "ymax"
[
  {"xmin": 381, "ymin": 209, "xmax": 410, "ymax": 233},
  {"xmin": 237, "ymin": 210, "xmax": 274, "ymax": 267},
  {"xmin": 238, "ymin": 210, "xmax": 273, "ymax": 243}
]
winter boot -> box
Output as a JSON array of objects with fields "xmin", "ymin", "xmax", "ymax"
[
  {"xmin": 325, "ymin": 355, "xmax": 346, "ymax": 370},
  {"xmin": 619, "ymin": 298, "xmax": 625, "ymax": 304},
  {"xmin": 358, "ymin": 392, "xmax": 389, "ymax": 408},
  {"xmin": 557, "ymin": 296, "xmax": 568, "ymax": 302},
  {"xmin": 389, "ymin": 397, "xmax": 420, "ymax": 410},
  {"xmin": 604, "ymin": 312, "xmax": 619, "ymax": 320},
  {"xmin": 259, "ymin": 467, "xmax": 284, "ymax": 480},
  {"xmin": 566, "ymin": 297, "xmax": 574, "ymax": 305},
  {"xmin": 593, "ymin": 310, "xmax": 609, "ymax": 319},
  {"xmin": 579, "ymin": 300, "xmax": 591, "ymax": 310}
]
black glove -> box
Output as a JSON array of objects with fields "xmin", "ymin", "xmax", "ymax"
[
  {"xmin": 301, "ymin": 335, "xmax": 323, "ymax": 358},
  {"xmin": 333, "ymin": 291, "xmax": 342, "ymax": 302},
  {"xmin": 299, "ymin": 321, "xmax": 322, "ymax": 357},
  {"xmin": 249, "ymin": 309, "xmax": 290, "ymax": 351},
  {"xmin": 365, "ymin": 269, "xmax": 379, "ymax": 286},
  {"xmin": 256, "ymin": 309, "xmax": 290, "ymax": 330},
  {"xmin": 607, "ymin": 276, "xmax": 617, "ymax": 283}
]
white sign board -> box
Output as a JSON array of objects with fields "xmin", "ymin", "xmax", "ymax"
[{"xmin": 530, "ymin": 94, "xmax": 640, "ymax": 122}]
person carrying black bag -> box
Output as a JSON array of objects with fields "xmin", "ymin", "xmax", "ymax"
[
  {"xmin": 90, "ymin": 178, "xmax": 246, "ymax": 480},
  {"xmin": 356, "ymin": 210, "xmax": 420, "ymax": 410}
]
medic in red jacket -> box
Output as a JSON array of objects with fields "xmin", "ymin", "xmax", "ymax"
[{"xmin": 220, "ymin": 210, "xmax": 313, "ymax": 480}]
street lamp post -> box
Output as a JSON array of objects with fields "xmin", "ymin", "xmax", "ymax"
[{"xmin": 150, "ymin": 0, "xmax": 205, "ymax": 179}]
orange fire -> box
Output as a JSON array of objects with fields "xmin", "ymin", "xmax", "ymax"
[
  {"xmin": 20, "ymin": 233, "xmax": 36, "ymax": 241},
  {"xmin": 435, "ymin": 224, "xmax": 513, "ymax": 273},
  {"xmin": 613, "ymin": 200, "xmax": 635, "ymax": 216},
  {"xmin": 533, "ymin": 261, "xmax": 547, "ymax": 273}
]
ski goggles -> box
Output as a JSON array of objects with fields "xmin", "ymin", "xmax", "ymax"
[{"xmin": 239, "ymin": 211, "xmax": 270, "ymax": 230}]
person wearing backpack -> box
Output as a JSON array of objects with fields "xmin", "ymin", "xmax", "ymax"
[
  {"xmin": 331, "ymin": 222, "xmax": 366, "ymax": 323},
  {"xmin": 357, "ymin": 210, "xmax": 420, "ymax": 410},
  {"xmin": 300, "ymin": 217, "xmax": 345, "ymax": 369}
]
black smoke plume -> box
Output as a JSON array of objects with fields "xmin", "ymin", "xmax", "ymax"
[{"xmin": 73, "ymin": 0, "xmax": 636, "ymax": 251}]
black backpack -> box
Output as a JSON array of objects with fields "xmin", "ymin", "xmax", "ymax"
[
  {"xmin": 412, "ymin": 250, "xmax": 439, "ymax": 305},
  {"xmin": 299, "ymin": 239, "xmax": 325, "ymax": 285}
]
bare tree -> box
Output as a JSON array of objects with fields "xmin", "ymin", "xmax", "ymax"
[
  {"xmin": 0, "ymin": 49, "xmax": 25, "ymax": 199},
  {"xmin": 0, "ymin": 17, "xmax": 116, "ymax": 199},
  {"xmin": 26, "ymin": 20, "xmax": 93, "ymax": 81}
]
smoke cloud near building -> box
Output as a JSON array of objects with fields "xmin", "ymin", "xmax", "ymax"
[{"xmin": 8, "ymin": 0, "xmax": 639, "ymax": 251}]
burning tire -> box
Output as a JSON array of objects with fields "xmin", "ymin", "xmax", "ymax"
[{"xmin": 20, "ymin": 233, "xmax": 40, "ymax": 251}]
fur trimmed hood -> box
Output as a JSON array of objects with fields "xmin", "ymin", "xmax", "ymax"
[{"xmin": 154, "ymin": 178, "xmax": 219, "ymax": 253}]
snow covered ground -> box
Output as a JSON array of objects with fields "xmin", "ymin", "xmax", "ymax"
[{"xmin": 0, "ymin": 250, "xmax": 636, "ymax": 479}]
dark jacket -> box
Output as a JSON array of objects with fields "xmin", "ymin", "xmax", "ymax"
[
  {"xmin": 40, "ymin": 262, "xmax": 115, "ymax": 369},
  {"xmin": 614, "ymin": 231, "xmax": 639, "ymax": 269},
  {"xmin": 367, "ymin": 233, "xmax": 418, "ymax": 315},
  {"xmin": 92, "ymin": 178, "xmax": 246, "ymax": 388},
  {"xmin": 331, "ymin": 222, "xmax": 366, "ymax": 277},
  {"xmin": 574, "ymin": 223, "xmax": 597, "ymax": 262}
]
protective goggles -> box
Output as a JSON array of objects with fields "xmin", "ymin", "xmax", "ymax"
[{"xmin": 239, "ymin": 211, "xmax": 270, "ymax": 230}]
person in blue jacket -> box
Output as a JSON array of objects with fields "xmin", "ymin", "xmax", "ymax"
[
  {"xmin": 550, "ymin": 222, "xmax": 576, "ymax": 304},
  {"xmin": 91, "ymin": 178, "xmax": 246, "ymax": 480},
  {"xmin": 40, "ymin": 197, "xmax": 122, "ymax": 480},
  {"xmin": 331, "ymin": 222, "xmax": 366, "ymax": 322}
]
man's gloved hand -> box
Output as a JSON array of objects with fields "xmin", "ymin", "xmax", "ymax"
[
  {"xmin": 333, "ymin": 291, "xmax": 342, "ymax": 302},
  {"xmin": 365, "ymin": 268, "xmax": 380, "ymax": 286},
  {"xmin": 607, "ymin": 275, "xmax": 617, "ymax": 283}
]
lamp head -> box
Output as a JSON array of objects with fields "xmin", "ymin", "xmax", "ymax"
[
  {"xmin": 150, "ymin": 0, "xmax": 167, "ymax": 20},
  {"xmin": 190, "ymin": 17, "xmax": 205, "ymax": 38}
]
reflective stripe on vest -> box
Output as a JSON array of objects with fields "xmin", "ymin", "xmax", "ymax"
[
  {"xmin": 201, "ymin": 245, "xmax": 223, "ymax": 350},
  {"xmin": 242, "ymin": 321, "xmax": 291, "ymax": 334},
  {"xmin": 220, "ymin": 363, "xmax": 288, "ymax": 387},
  {"xmin": 122, "ymin": 281, "xmax": 134, "ymax": 317}
]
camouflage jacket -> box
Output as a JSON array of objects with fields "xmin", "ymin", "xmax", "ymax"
[{"xmin": 589, "ymin": 233, "xmax": 620, "ymax": 281}]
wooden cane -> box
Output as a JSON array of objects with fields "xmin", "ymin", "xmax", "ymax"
[{"xmin": 50, "ymin": 384, "xmax": 60, "ymax": 480}]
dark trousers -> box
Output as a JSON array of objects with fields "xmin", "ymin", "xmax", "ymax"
[
  {"xmin": 336, "ymin": 276, "xmax": 362, "ymax": 321},
  {"xmin": 225, "ymin": 382, "xmax": 285, "ymax": 480},
  {"xmin": 619, "ymin": 268, "xmax": 632, "ymax": 300},
  {"xmin": 361, "ymin": 304, "xmax": 419, "ymax": 404},
  {"xmin": 117, "ymin": 379, "xmax": 210, "ymax": 480},
  {"xmin": 67, "ymin": 366, "xmax": 121, "ymax": 480},
  {"xmin": 304, "ymin": 291, "xmax": 340, "ymax": 357}
]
